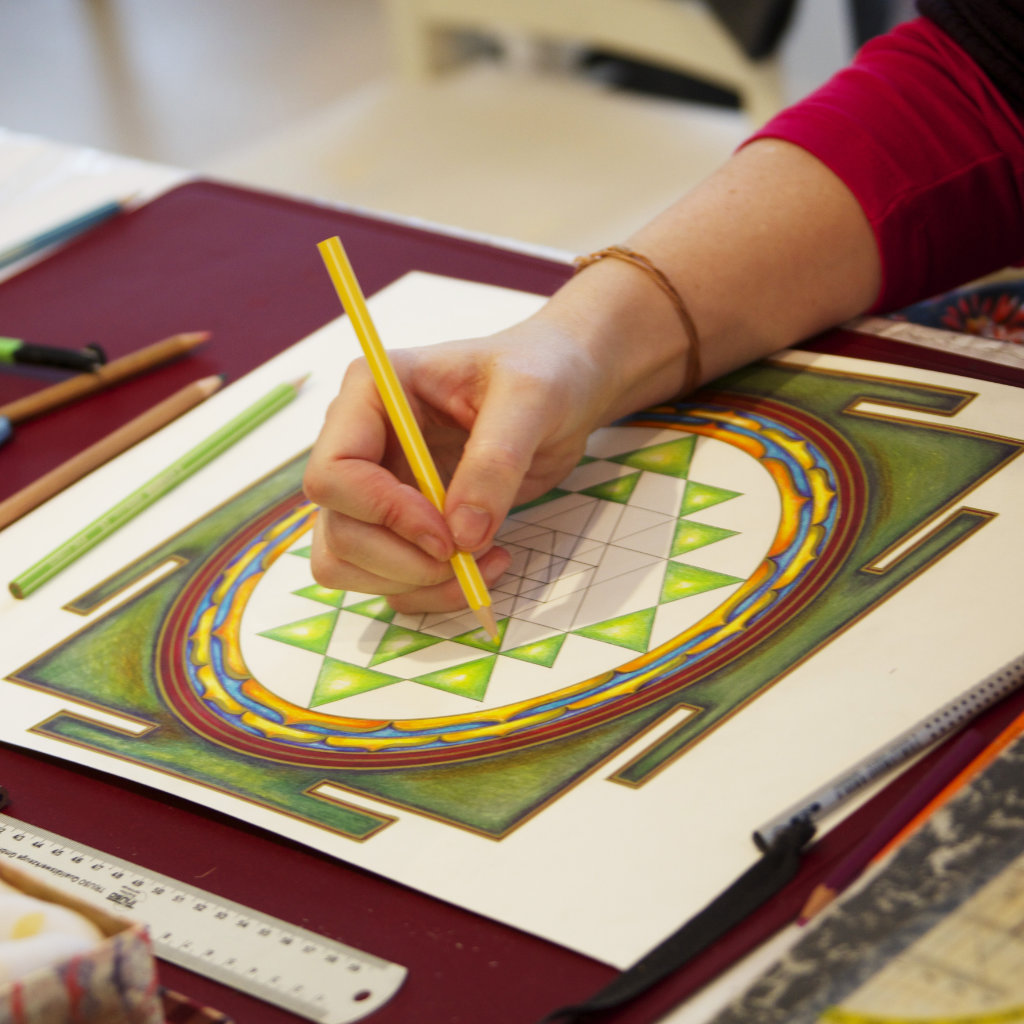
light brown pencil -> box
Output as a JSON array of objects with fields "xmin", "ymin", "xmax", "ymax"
[
  {"xmin": 0, "ymin": 374, "xmax": 224, "ymax": 532},
  {"xmin": 0, "ymin": 331, "xmax": 211, "ymax": 425}
]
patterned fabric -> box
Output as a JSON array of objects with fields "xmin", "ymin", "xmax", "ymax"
[
  {"xmin": 0, "ymin": 923, "xmax": 163, "ymax": 1024},
  {"xmin": 893, "ymin": 277, "xmax": 1024, "ymax": 343}
]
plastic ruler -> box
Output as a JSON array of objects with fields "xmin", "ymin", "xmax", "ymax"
[{"xmin": 0, "ymin": 813, "xmax": 406, "ymax": 1023}]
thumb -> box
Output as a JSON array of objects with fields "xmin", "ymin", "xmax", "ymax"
[{"xmin": 444, "ymin": 391, "xmax": 551, "ymax": 552}]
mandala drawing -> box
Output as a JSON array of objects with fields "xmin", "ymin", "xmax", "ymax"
[{"xmin": 10, "ymin": 361, "xmax": 1022, "ymax": 838}]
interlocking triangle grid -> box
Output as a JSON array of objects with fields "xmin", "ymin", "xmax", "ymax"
[{"xmin": 259, "ymin": 434, "xmax": 744, "ymax": 706}]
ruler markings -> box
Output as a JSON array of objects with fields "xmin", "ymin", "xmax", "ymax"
[{"xmin": 0, "ymin": 814, "xmax": 406, "ymax": 1023}]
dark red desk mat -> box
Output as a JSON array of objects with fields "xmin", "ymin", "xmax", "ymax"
[
  {"xmin": 0, "ymin": 180, "xmax": 566, "ymax": 501},
  {"xmin": 1, "ymin": 180, "xmax": 1022, "ymax": 1024}
]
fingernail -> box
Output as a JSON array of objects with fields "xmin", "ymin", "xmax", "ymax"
[
  {"xmin": 449, "ymin": 505, "xmax": 491, "ymax": 551},
  {"xmin": 485, "ymin": 546, "xmax": 511, "ymax": 583},
  {"xmin": 416, "ymin": 532, "xmax": 449, "ymax": 562}
]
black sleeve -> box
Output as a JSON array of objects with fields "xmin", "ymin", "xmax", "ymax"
[{"xmin": 917, "ymin": 0, "xmax": 1024, "ymax": 113}]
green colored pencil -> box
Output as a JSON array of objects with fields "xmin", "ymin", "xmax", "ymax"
[{"xmin": 9, "ymin": 376, "xmax": 305, "ymax": 599}]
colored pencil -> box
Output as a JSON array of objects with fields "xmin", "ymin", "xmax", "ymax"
[
  {"xmin": 0, "ymin": 331, "xmax": 210, "ymax": 426},
  {"xmin": 316, "ymin": 235, "xmax": 498, "ymax": 640},
  {"xmin": 8, "ymin": 376, "xmax": 303, "ymax": 599},
  {"xmin": 0, "ymin": 196, "xmax": 133, "ymax": 271},
  {"xmin": 0, "ymin": 374, "xmax": 225, "ymax": 533},
  {"xmin": 754, "ymin": 648, "xmax": 1024, "ymax": 850},
  {"xmin": 797, "ymin": 727, "xmax": 987, "ymax": 923},
  {"xmin": 0, "ymin": 337, "xmax": 105, "ymax": 372}
]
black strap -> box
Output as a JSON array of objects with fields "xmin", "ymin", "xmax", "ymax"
[
  {"xmin": 540, "ymin": 819, "xmax": 814, "ymax": 1023},
  {"xmin": 707, "ymin": 0, "xmax": 799, "ymax": 59}
]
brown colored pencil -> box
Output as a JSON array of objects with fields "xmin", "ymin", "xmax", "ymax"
[
  {"xmin": 0, "ymin": 331, "xmax": 211, "ymax": 425},
  {"xmin": 0, "ymin": 374, "xmax": 224, "ymax": 532}
]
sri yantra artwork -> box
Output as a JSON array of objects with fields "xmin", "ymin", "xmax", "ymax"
[{"xmin": 9, "ymin": 355, "xmax": 1022, "ymax": 849}]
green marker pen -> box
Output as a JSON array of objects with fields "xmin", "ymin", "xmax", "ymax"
[{"xmin": 0, "ymin": 336, "xmax": 105, "ymax": 372}]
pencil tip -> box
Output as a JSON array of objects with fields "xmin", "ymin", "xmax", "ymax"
[
  {"xmin": 199, "ymin": 374, "xmax": 228, "ymax": 392},
  {"xmin": 474, "ymin": 605, "xmax": 499, "ymax": 642},
  {"xmin": 797, "ymin": 885, "xmax": 836, "ymax": 925}
]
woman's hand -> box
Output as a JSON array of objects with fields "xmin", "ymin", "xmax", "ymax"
[
  {"xmin": 303, "ymin": 313, "xmax": 629, "ymax": 613},
  {"xmin": 303, "ymin": 138, "xmax": 883, "ymax": 613}
]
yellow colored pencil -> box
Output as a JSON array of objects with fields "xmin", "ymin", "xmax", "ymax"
[{"xmin": 317, "ymin": 236, "xmax": 498, "ymax": 640}]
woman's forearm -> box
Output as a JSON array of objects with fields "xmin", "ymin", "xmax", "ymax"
[{"xmin": 533, "ymin": 137, "xmax": 880, "ymax": 422}]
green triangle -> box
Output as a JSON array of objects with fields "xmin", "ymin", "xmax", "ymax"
[
  {"xmin": 293, "ymin": 583, "xmax": 346, "ymax": 607},
  {"xmin": 671, "ymin": 520, "xmax": 739, "ymax": 556},
  {"xmin": 504, "ymin": 633, "xmax": 567, "ymax": 667},
  {"xmin": 453, "ymin": 617, "xmax": 509, "ymax": 652},
  {"xmin": 577, "ymin": 455, "xmax": 598, "ymax": 465},
  {"xmin": 369, "ymin": 623, "xmax": 444, "ymax": 667},
  {"xmin": 660, "ymin": 562, "xmax": 743, "ymax": 604},
  {"xmin": 613, "ymin": 436, "xmax": 696, "ymax": 478},
  {"xmin": 574, "ymin": 608, "xmax": 656, "ymax": 653},
  {"xmin": 259, "ymin": 609, "xmax": 339, "ymax": 655},
  {"xmin": 289, "ymin": 544, "xmax": 313, "ymax": 559},
  {"xmin": 414, "ymin": 656, "xmax": 497, "ymax": 700},
  {"xmin": 580, "ymin": 471, "xmax": 641, "ymax": 504},
  {"xmin": 310, "ymin": 657, "xmax": 400, "ymax": 706},
  {"xmin": 510, "ymin": 488, "xmax": 571, "ymax": 515},
  {"xmin": 680, "ymin": 481, "xmax": 741, "ymax": 515},
  {"xmin": 346, "ymin": 596, "xmax": 397, "ymax": 622}
]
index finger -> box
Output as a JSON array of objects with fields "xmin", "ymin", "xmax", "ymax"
[{"xmin": 304, "ymin": 361, "xmax": 453, "ymax": 555}]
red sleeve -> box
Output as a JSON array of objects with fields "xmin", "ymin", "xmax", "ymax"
[{"xmin": 745, "ymin": 17, "xmax": 1024, "ymax": 312}]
